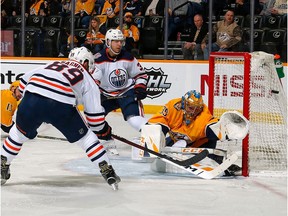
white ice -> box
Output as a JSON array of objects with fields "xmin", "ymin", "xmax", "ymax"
[{"xmin": 1, "ymin": 112, "xmax": 287, "ymax": 216}]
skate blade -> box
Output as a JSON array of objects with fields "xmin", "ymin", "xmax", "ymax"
[
  {"xmin": 111, "ymin": 183, "xmax": 119, "ymax": 190},
  {"xmin": 1, "ymin": 179, "xmax": 7, "ymax": 185}
]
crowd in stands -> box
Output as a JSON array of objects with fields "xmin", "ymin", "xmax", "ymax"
[{"xmin": 1, "ymin": 0, "xmax": 287, "ymax": 61}]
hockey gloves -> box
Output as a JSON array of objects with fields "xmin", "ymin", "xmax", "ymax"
[
  {"xmin": 134, "ymin": 84, "xmax": 147, "ymax": 100},
  {"xmin": 95, "ymin": 121, "xmax": 112, "ymax": 141}
]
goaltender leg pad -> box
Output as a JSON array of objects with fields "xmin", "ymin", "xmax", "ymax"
[
  {"xmin": 209, "ymin": 111, "xmax": 249, "ymax": 141},
  {"xmin": 131, "ymin": 125, "xmax": 165, "ymax": 161}
]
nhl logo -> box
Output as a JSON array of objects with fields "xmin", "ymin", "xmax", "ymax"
[{"xmin": 146, "ymin": 67, "xmax": 171, "ymax": 99}]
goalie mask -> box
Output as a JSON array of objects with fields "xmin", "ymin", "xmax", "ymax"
[
  {"xmin": 105, "ymin": 29, "xmax": 125, "ymax": 55},
  {"xmin": 68, "ymin": 47, "xmax": 95, "ymax": 74},
  {"xmin": 181, "ymin": 90, "xmax": 204, "ymax": 125}
]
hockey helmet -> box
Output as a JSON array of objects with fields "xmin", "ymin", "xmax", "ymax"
[
  {"xmin": 181, "ymin": 90, "xmax": 204, "ymax": 124},
  {"xmin": 68, "ymin": 47, "xmax": 95, "ymax": 73},
  {"xmin": 105, "ymin": 29, "xmax": 125, "ymax": 55}
]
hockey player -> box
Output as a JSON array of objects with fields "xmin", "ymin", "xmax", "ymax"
[
  {"xmin": 1, "ymin": 47, "xmax": 120, "ymax": 190},
  {"xmin": 1, "ymin": 81, "xmax": 21, "ymax": 133},
  {"xmin": 147, "ymin": 90, "xmax": 249, "ymax": 174},
  {"xmin": 149, "ymin": 90, "xmax": 221, "ymax": 148},
  {"xmin": 93, "ymin": 29, "xmax": 148, "ymax": 134}
]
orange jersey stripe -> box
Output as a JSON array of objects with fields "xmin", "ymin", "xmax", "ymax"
[{"xmin": 30, "ymin": 77, "xmax": 73, "ymax": 92}]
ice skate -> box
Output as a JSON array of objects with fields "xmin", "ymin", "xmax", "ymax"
[
  {"xmin": 99, "ymin": 160, "xmax": 121, "ymax": 190},
  {"xmin": 1, "ymin": 155, "xmax": 11, "ymax": 185}
]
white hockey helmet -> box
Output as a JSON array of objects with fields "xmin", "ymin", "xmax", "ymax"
[
  {"xmin": 105, "ymin": 29, "xmax": 125, "ymax": 55},
  {"xmin": 68, "ymin": 47, "xmax": 95, "ymax": 73}
]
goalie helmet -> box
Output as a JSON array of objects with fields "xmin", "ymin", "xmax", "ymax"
[
  {"xmin": 68, "ymin": 47, "xmax": 95, "ymax": 73},
  {"xmin": 105, "ymin": 29, "xmax": 125, "ymax": 55},
  {"xmin": 181, "ymin": 90, "xmax": 204, "ymax": 125}
]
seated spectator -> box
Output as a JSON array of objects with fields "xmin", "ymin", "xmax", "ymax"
[
  {"xmin": 139, "ymin": 0, "xmax": 165, "ymax": 16},
  {"xmin": 60, "ymin": 0, "xmax": 72, "ymax": 17},
  {"xmin": 27, "ymin": 0, "xmax": 45, "ymax": 16},
  {"xmin": 1, "ymin": 9, "xmax": 8, "ymax": 29},
  {"xmin": 124, "ymin": 0, "xmax": 143, "ymax": 16},
  {"xmin": 75, "ymin": 0, "xmax": 96, "ymax": 28},
  {"xmin": 58, "ymin": 28, "xmax": 79, "ymax": 57},
  {"xmin": 101, "ymin": 0, "xmax": 120, "ymax": 18},
  {"xmin": 182, "ymin": 14, "xmax": 208, "ymax": 60},
  {"xmin": 117, "ymin": 12, "xmax": 140, "ymax": 53},
  {"xmin": 40, "ymin": 0, "xmax": 49, "ymax": 16},
  {"xmin": 201, "ymin": 9, "xmax": 242, "ymax": 60},
  {"xmin": 270, "ymin": 0, "xmax": 287, "ymax": 15},
  {"xmin": 83, "ymin": 16, "xmax": 105, "ymax": 54}
]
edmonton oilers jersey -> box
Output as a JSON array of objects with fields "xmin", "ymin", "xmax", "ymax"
[{"xmin": 93, "ymin": 48, "xmax": 147, "ymax": 97}]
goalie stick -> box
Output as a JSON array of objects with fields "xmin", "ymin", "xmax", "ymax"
[
  {"xmin": 166, "ymin": 153, "xmax": 239, "ymax": 180},
  {"xmin": 111, "ymin": 134, "xmax": 208, "ymax": 167},
  {"xmin": 112, "ymin": 134, "xmax": 238, "ymax": 179},
  {"xmin": 162, "ymin": 147, "xmax": 227, "ymax": 157}
]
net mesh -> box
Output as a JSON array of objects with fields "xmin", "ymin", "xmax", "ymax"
[{"xmin": 211, "ymin": 52, "xmax": 287, "ymax": 176}]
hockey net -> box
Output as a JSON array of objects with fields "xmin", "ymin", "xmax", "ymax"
[{"xmin": 208, "ymin": 51, "xmax": 287, "ymax": 177}]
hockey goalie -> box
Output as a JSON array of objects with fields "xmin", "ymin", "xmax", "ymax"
[{"xmin": 133, "ymin": 90, "xmax": 249, "ymax": 178}]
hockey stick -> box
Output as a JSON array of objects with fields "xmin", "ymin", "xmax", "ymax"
[
  {"xmin": 169, "ymin": 153, "xmax": 239, "ymax": 180},
  {"xmin": 37, "ymin": 135, "xmax": 67, "ymax": 141},
  {"xmin": 162, "ymin": 147, "xmax": 227, "ymax": 158},
  {"xmin": 111, "ymin": 134, "xmax": 209, "ymax": 167}
]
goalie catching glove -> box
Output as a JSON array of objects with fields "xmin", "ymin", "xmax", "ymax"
[
  {"xmin": 209, "ymin": 111, "xmax": 249, "ymax": 141},
  {"xmin": 95, "ymin": 121, "xmax": 112, "ymax": 140},
  {"xmin": 134, "ymin": 84, "xmax": 147, "ymax": 100}
]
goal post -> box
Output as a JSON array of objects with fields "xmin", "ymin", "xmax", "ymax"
[{"xmin": 208, "ymin": 51, "xmax": 287, "ymax": 177}]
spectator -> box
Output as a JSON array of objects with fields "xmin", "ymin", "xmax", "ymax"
[
  {"xmin": 58, "ymin": 28, "xmax": 79, "ymax": 57},
  {"xmin": 270, "ymin": 0, "xmax": 287, "ymax": 15},
  {"xmin": 1, "ymin": 9, "xmax": 9, "ymax": 28},
  {"xmin": 182, "ymin": 14, "xmax": 208, "ymax": 60},
  {"xmin": 27, "ymin": 0, "xmax": 45, "ymax": 16},
  {"xmin": 75, "ymin": 0, "xmax": 96, "ymax": 28},
  {"xmin": 124, "ymin": 0, "xmax": 143, "ymax": 16},
  {"xmin": 139, "ymin": 0, "xmax": 165, "ymax": 16},
  {"xmin": 167, "ymin": 0, "xmax": 189, "ymax": 41},
  {"xmin": 40, "ymin": 0, "xmax": 49, "ymax": 16},
  {"xmin": 83, "ymin": 16, "xmax": 105, "ymax": 54},
  {"xmin": 101, "ymin": 0, "xmax": 121, "ymax": 18},
  {"xmin": 117, "ymin": 12, "xmax": 140, "ymax": 53},
  {"xmin": 60, "ymin": 0, "xmax": 72, "ymax": 17},
  {"xmin": 201, "ymin": 9, "xmax": 242, "ymax": 60}
]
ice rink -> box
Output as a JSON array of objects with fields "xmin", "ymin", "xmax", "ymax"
[{"xmin": 1, "ymin": 112, "xmax": 287, "ymax": 216}]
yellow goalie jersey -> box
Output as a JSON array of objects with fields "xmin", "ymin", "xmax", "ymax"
[
  {"xmin": 1, "ymin": 89, "xmax": 18, "ymax": 129},
  {"xmin": 148, "ymin": 98, "xmax": 218, "ymax": 147}
]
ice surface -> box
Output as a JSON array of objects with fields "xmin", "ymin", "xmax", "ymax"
[{"xmin": 1, "ymin": 113, "xmax": 287, "ymax": 216}]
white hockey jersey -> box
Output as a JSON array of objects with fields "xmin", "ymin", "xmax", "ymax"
[
  {"xmin": 18, "ymin": 60, "xmax": 106, "ymax": 132},
  {"xmin": 93, "ymin": 48, "xmax": 147, "ymax": 97}
]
